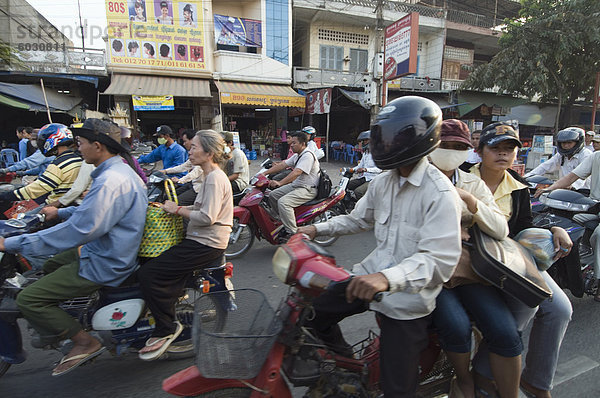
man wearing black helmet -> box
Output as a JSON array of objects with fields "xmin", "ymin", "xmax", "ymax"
[
  {"xmin": 346, "ymin": 130, "xmax": 381, "ymax": 200},
  {"xmin": 298, "ymin": 96, "xmax": 462, "ymax": 397},
  {"xmin": 524, "ymin": 127, "xmax": 592, "ymax": 191}
]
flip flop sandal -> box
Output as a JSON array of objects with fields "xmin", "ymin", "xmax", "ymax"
[
  {"xmin": 51, "ymin": 346, "xmax": 107, "ymax": 377},
  {"xmin": 138, "ymin": 321, "xmax": 183, "ymax": 361}
]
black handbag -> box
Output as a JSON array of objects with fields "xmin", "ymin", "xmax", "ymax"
[{"xmin": 469, "ymin": 224, "xmax": 552, "ymax": 308}]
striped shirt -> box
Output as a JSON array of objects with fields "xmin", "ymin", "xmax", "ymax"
[{"xmin": 14, "ymin": 150, "xmax": 82, "ymax": 203}]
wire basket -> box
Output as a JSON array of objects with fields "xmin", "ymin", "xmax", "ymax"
[{"xmin": 194, "ymin": 288, "xmax": 282, "ymax": 379}]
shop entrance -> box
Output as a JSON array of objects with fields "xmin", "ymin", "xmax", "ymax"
[{"xmin": 223, "ymin": 107, "xmax": 274, "ymax": 150}]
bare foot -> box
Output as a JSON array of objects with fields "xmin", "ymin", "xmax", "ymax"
[
  {"xmin": 139, "ymin": 337, "xmax": 167, "ymax": 354},
  {"xmin": 53, "ymin": 332, "xmax": 102, "ymax": 374},
  {"xmin": 521, "ymin": 379, "xmax": 551, "ymax": 398}
]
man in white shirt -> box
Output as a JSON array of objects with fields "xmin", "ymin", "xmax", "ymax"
[
  {"xmin": 585, "ymin": 130, "xmax": 595, "ymax": 151},
  {"xmin": 302, "ymin": 125, "xmax": 324, "ymax": 160},
  {"xmin": 525, "ymin": 127, "xmax": 592, "ymax": 190},
  {"xmin": 298, "ymin": 96, "xmax": 462, "ymax": 396},
  {"xmin": 262, "ymin": 131, "xmax": 319, "ymax": 235},
  {"xmin": 347, "ymin": 130, "xmax": 381, "ymax": 199},
  {"xmin": 223, "ymin": 132, "xmax": 249, "ymax": 194}
]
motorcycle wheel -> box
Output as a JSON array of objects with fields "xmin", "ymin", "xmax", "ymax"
[
  {"xmin": 167, "ymin": 290, "xmax": 227, "ymax": 359},
  {"xmin": 192, "ymin": 387, "xmax": 252, "ymax": 397},
  {"xmin": 310, "ymin": 208, "xmax": 339, "ymax": 247},
  {"xmin": 0, "ymin": 360, "xmax": 10, "ymax": 379},
  {"xmin": 225, "ymin": 218, "xmax": 255, "ymax": 259}
]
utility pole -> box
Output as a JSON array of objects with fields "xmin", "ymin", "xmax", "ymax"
[{"xmin": 371, "ymin": 0, "xmax": 385, "ymax": 123}]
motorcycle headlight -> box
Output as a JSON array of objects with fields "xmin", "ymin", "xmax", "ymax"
[
  {"xmin": 273, "ymin": 247, "xmax": 293, "ymax": 283},
  {"xmin": 539, "ymin": 196, "xmax": 592, "ymax": 212}
]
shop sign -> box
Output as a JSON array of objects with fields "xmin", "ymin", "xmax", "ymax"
[
  {"xmin": 132, "ymin": 95, "xmax": 175, "ymax": 111},
  {"xmin": 106, "ymin": 1, "xmax": 207, "ymax": 71},
  {"xmin": 214, "ymin": 14, "xmax": 262, "ymax": 47},
  {"xmin": 305, "ymin": 88, "xmax": 332, "ymax": 115},
  {"xmin": 384, "ymin": 13, "xmax": 419, "ymax": 81},
  {"xmin": 220, "ymin": 92, "xmax": 306, "ymax": 108}
]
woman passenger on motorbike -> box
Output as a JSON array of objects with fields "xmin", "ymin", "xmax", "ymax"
[
  {"xmin": 137, "ymin": 130, "xmax": 233, "ymax": 361},
  {"xmin": 471, "ymin": 122, "xmax": 572, "ymax": 398},
  {"xmin": 160, "ymin": 129, "xmax": 203, "ymax": 206},
  {"xmin": 430, "ymin": 119, "xmax": 520, "ymax": 398}
]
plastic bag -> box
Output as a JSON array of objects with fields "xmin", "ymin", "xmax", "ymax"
[{"xmin": 515, "ymin": 228, "xmax": 555, "ymax": 271}]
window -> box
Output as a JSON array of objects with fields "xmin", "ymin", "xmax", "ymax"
[
  {"xmin": 349, "ymin": 48, "xmax": 368, "ymax": 72},
  {"xmin": 320, "ymin": 45, "xmax": 343, "ymax": 71},
  {"xmin": 266, "ymin": 0, "xmax": 289, "ymax": 64}
]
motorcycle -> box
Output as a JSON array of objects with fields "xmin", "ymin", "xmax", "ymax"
[
  {"xmin": 0, "ymin": 213, "xmax": 236, "ymax": 379},
  {"xmin": 335, "ymin": 167, "xmax": 362, "ymax": 214},
  {"xmin": 226, "ymin": 159, "xmax": 350, "ymax": 259},
  {"xmin": 163, "ymin": 234, "xmax": 454, "ymax": 397},
  {"xmin": 534, "ymin": 189, "xmax": 598, "ymax": 297},
  {"xmin": 526, "ymin": 175, "xmax": 554, "ymax": 216}
]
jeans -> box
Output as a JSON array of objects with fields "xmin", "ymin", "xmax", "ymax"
[
  {"xmin": 433, "ymin": 284, "xmax": 523, "ymax": 357},
  {"xmin": 473, "ymin": 271, "xmax": 571, "ymax": 391}
]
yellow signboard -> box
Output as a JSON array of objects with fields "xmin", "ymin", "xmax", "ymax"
[
  {"xmin": 220, "ymin": 92, "xmax": 306, "ymax": 108},
  {"xmin": 106, "ymin": 0, "xmax": 206, "ymax": 71},
  {"xmin": 132, "ymin": 95, "xmax": 175, "ymax": 111}
]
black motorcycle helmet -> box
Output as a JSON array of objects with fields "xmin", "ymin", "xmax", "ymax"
[
  {"xmin": 556, "ymin": 127, "xmax": 584, "ymax": 157},
  {"xmin": 370, "ymin": 96, "xmax": 442, "ymax": 169}
]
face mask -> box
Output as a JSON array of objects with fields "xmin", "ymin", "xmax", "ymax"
[
  {"xmin": 362, "ymin": 143, "xmax": 369, "ymax": 151},
  {"xmin": 30, "ymin": 140, "xmax": 38, "ymax": 148},
  {"xmin": 224, "ymin": 146, "xmax": 231, "ymax": 154},
  {"xmin": 429, "ymin": 148, "xmax": 470, "ymax": 171},
  {"xmin": 157, "ymin": 137, "xmax": 167, "ymax": 145}
]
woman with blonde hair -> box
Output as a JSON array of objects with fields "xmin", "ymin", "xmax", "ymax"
[{"xmin": 137, "ymin": 130, "xmax": 233, "ymax": 361}]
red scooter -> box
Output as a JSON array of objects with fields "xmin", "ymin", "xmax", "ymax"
[
  {"xmin": 163, "ymin": 234, "xmax": 454, "ymax": 397},
  {"xmin": 225, "ymin": 159, "xmax": 349, "ymax": 259}
]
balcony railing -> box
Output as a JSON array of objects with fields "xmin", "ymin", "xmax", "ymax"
[
  {"xmin": 5, "ymin": 47, "xmax": 107, "ymax": 75},
  {"xmin": 293, "ymin": 67, "xmax": 371, "ymax": 89}
]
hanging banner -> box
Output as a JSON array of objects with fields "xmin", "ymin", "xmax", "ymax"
[
  {"xmin": 214, "ymin": 14, "xmax": 262, "ymax": 47},
  {"xmin": 384, "ymin": 12, "xmax": 419, "ymax": 81},
  {"xmin": 106, "ymin": 1, "xmax": 206, "ymax": 71},
  {"xmin": 305, "ymin": 88, "xmax": 332, "ymax": 115},
  {"xmin": 132, "ymin": 95, "xmax": 175, "ymax": 111}
]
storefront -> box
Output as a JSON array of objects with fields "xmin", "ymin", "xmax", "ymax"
[
  {"xmin": 215, "ymin": 81, "xmax": 305, "ymax": 154},
  {"xmin": 103, "ymin": 74, "xmax": 215, "ymax": 140}
]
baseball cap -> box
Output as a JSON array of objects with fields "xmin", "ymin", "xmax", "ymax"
[
  {"xmin": 440, "ymin": 119, "xmax": 472, "ymax": 148},
  {"xmin": 593, "ymin": 134, "xmax": 600, "ymax": 143},
  {"xmin": 586, "ymin": 130, "xmax": 595, "ymax": 136},
  {"xmin": 71, "ymin": 118, "xmax": 124, "ymax": 152},
  {"xmin": 479, "ymin": 122, "xmax": 522, "ymax": 148},
  {"xmin": 154, "ymin": 125, "xmax": 173, "ymax": 137},
  {"xmin": 222, "ymin": 132, "xmax": 234, "ymax": 143}
]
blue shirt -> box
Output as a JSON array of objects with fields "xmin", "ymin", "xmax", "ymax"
[
  {"xmin": 5, "ymin": 156, "xmax": 148, "ymax": 287},
  {"xmin": 138, "ymin": 142, "xmax": 188, "ymax": 177},
  {"xmin": 18, "ymin": 138, "xmax": 28, "ymax": 161},
  {"xmin": 7, "ymin": 149, "xmax": 54, "ymax": 175}
]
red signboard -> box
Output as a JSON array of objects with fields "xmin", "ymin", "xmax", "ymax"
[{"xmin": 384, "ymin": 13, "xmax": 419, "ymax": 81}]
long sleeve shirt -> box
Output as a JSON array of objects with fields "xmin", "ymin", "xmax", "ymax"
[
  {"xmin": 525, "ymin": 148, "xmax": 592, "ymax": 190},
  {"xmin": 5, "ymin": 156, "xmax": 148, "ymax": 287},
  {"xmin": 138, "ymin": 142, "xmax": 188, "ymax": 176},
  {"xmin": 6, "ymin": 149, "xmax": 54, "ymax": 175},
  {"xmin": 18, "ymin": 138, "xmax": 28, "ymax": 161},
  {"xmin": 57, "ymin": 161, "xmax": 95, "ymax": 206},
  {"xmin": 6, "ymin": 150, "xmax": 82, "ymax": 203},
  {"xmin": 314, "ymin": 157, "xmax": 462, "ymax": 320},
  {"xmin": 185, "ymin": 168, "xmax": 233, "ymax": 250},
  {"xmin": 355, "ymin": 151, "xmax": 382, "ymax": 182},
  {"xmin": 164, "ymin": 159, "xmax": 203, "ymax": 192}
]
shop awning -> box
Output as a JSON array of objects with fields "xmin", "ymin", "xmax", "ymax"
[
  {"xmin": 457, "ymin": 92, "xmax": 527, "ymax": 117},
  {"xmin": 498, "ymin": 104, "xmax": 558, "ymax": 127},
  {"xmin": 0, "ymin": 93, "xmax": 30, "ymax": 110},
  {"xmin": 215, "ymin": 81, "xmax": 305, "ymax": 108},
  {"xmin": 0, "ymin": 82, "xmax": 82, "ymax": 112},
  {"xmin": 103, "ymin": 74, "xmax": 211, "ymax": 97}
]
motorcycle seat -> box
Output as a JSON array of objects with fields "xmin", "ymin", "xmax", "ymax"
[
  {"xmin": 302, "ymin": 197, "xmax": 326, "ymax": 206},
  {"xmin": 573, "ymin": 213, "xmax": 600, "ymax": 230}
]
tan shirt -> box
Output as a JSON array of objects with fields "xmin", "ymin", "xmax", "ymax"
[
  {"xmin": 573, "ymin": 151, "xmax": 600, "ymax": 200},
  {"xmin": 285, "ymin": 148, "xmax": 320, "ymax": 188},
  {"xmin": 314, "ymin": 157, "xmax": 462, "ymax": 320},
  {"xmin": 164, "ymin": 160, "xmax": 203, "ymax": 192},
  {"xmin": 186, "ymin": 168, "xmax": 233, "ymax": 250}
]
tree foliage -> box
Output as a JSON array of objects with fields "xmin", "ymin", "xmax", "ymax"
[{"xmin": 463, "ymin": 0, "xmax": 600, "ymax": 128}]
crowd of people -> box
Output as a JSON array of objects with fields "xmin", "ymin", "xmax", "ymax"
[{"xmin": 2, "ymin": 98, "xmax": 595, "ymax": 397}]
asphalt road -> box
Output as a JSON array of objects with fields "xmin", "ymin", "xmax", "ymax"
[{"xmin": 2, "ymin": 158, "xmax": 600, "ymax": 397}]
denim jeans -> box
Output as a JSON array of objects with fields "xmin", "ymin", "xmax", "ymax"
[
  {"xmin": 473, "ymin": 271, "xmax": 572, "ymax": 391},
  {"xmin": 433, "ymin": 284, "xmax": 523, "ymax": 357}
]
